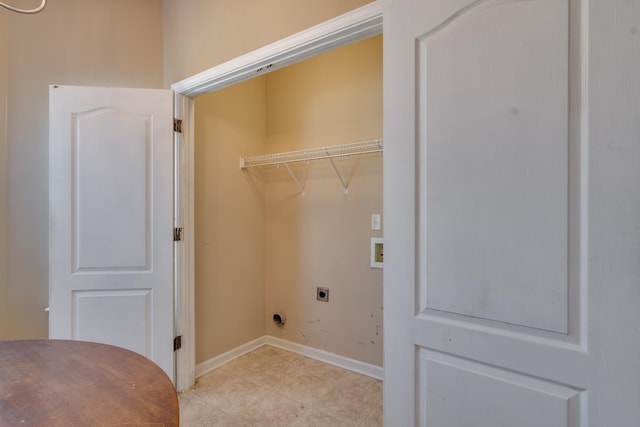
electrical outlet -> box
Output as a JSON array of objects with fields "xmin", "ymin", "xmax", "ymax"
[{"xmin": 317, "ymin": 287, "xmax": 329, "ymax": 302}]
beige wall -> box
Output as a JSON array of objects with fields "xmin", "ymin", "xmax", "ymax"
[
  {"xmin": 194, "ymin": 77, "xmax": 267, "ymax": 363},
  {"xmin": 264, "ymin": 35, "xmax": 383, "ymax": 366},
  {"xmin": 0, "ymin": 0, "xmax": 164, "ymax": 339},
  {"xmin": 162, "ymin": 0, "xmax": 374, "ymax": 85},
  {"xmin": 194, "ymin": 35, "xmax": 383, "ymax": 367}
]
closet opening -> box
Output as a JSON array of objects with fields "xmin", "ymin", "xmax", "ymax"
[{"xmin": 191, "ymin": 34, "xmax": 383, "ymax": 382}]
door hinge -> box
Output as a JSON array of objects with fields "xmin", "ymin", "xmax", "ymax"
[
  {"xmin": 173, "ymin": 118, "xmax": 183, "ymax": 133},
  {"xmin": 174, "ymin": 335, "xmax": 183, "ymax": 351},
  {"xmin": 173, "ymin": 227, "xmax": 183, "ymax": 242}
]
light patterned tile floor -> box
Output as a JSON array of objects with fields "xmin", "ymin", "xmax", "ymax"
[{"xmin": 179, "ymin": 345, "xmax": 383, "ymax": 426}]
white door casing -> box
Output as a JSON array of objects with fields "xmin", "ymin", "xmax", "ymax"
[
  {"xmin": 49, "ymin": 85, "xmax": 175, "ymax": 379},
  {"xmin": 384, "ymin": 0, "xmax": 640, "ymax": 425},
  {"xmin": 173, "ymin": 93, "xmax": 196, "ymax": 392}
]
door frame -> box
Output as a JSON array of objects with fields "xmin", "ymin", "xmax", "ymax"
[{"xmin": 170, "ymin": 1, "xmax": 383, "ymax": 392}]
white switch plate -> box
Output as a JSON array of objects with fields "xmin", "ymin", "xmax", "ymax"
[{"xmin": 371, "ymin": 214, "xmax": 381, "ymax": 230}]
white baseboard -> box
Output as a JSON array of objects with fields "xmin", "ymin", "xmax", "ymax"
[
  {"xmin": 265, "ymin": 336, "xmax": 383, "ymax": 380},
  {"xmin": 195, "ymin": 336, "xmax": 266, "ymax": 378},
  {"xmin": 195, "ymin": 335, "xmax": 384, "ymax": 381}
]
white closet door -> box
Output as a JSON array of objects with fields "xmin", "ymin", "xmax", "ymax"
[
  {"xmin": 49, "ymin": 85, "xmax": 175, "ymax": 379},
  {"xmin": 383, "ymin": 0, "xmax": 640, "ymax": 425}
]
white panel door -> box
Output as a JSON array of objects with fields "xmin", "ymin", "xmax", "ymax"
[
  {"xmin": 49, "ymin": 85, "xmax": 174, "ymax": 379},
  {"xmin": 383, "ymin": 0, "xmax": 640, "ymax": 425}
]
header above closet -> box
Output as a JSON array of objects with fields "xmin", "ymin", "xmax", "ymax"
[{"xmin": 240, "ymin": 139, "xmax": 383, "ymax": 195}]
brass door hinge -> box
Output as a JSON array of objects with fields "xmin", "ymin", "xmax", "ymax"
[
  {"xmin": 174, "ymin": 335, "xmax": 183, "ymax": 351},
  {"xmin": 173, "ymin": 118, "xmax": 183, "ymax": 133}
]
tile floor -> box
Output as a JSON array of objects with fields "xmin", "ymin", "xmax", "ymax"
[{"xmin": 178, "ymin": 345, "xmax": 383, "ymax": 426}]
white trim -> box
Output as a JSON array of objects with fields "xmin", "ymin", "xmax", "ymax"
[
  {"xmin": 194, "ymin": 336, "xmax": 384, "ymax": 381},
  {"xmin": 172, "ymin": 1, "xmax": 384, "ymax": 393},
  {"xmin": 171, "ymin": 2, "xmax": 383, "ymax": 97},
  {"xmin": 173, "ymin": 93, "xmax": 196, "ymax": 392},
  {"xmin": 265, "ymin": 336, "xmax": 383, "ymax": 380},
  {"xmin": 195, "ymin": 336, "xmax": 267, "ymax": 378}
]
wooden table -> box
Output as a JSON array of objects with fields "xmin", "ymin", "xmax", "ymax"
[{"xmin": 0, "ymin": 339, "xmax": 179, "ymax": 426}]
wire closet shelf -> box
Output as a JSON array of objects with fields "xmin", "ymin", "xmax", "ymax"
[
  {"xmin": 240, "ymin": 139, "xmax": 383, "ymax": 169},
  {"xmin": 240, "ymin": 139, "xmax": 383, "ymax": 195}
]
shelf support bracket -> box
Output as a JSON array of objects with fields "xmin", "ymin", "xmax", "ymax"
[
  {"xmin": 326, "ymin": 149, "xmax": 349, "ymax": 194},
  {"xmin": 282, "ymin": 162, "xmax": 305, "ymax": 196}
]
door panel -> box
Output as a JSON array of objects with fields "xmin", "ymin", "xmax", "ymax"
[
  {"xmin": 73, "ymin": 108, "xmax": 151, "ymax": 271},
  {"xmin": 420, "ymin": 0, "xmax": 570, "ymax": 333},
  {"xmin": 73, "ymin": 289, "xmax": 152, "ymax": 356},
  {"xmin": 49, "ymin": 85, "xmax": 174, "ymax": 379},
  {"xmin": 419, "ymin": 349, "xmax": 582, "ymax": 427}
]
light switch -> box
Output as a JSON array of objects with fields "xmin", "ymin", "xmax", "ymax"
[{"xmin": 371, "ymin": 214, "xmax": 381, "ymax": 231}]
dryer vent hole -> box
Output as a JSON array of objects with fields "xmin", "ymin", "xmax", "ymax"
[{"xmin": 273, "ymin": 314, "xmax": 286, "ymax": 326}]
